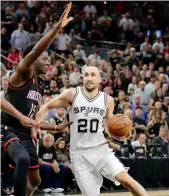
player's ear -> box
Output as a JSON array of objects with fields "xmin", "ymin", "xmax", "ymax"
[{"xmin": 99, "ymin": 75, "xmax": 102, "ymax": 83}]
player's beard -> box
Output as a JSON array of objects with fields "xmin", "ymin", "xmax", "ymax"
[{"xmin": 83, "ymin": 84, "xmax": 97, "ymax": 92}]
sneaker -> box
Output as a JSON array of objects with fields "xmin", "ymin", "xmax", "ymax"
[
  {"xmin": 51, "ymin": 188, "xmax": 64, "ymax": 193},
  {"xmin": 42, "ymin": 188, "xmax": 52, "ymax": 193}
]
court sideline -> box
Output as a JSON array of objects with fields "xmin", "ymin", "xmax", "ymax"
[{"xmin": 33, "ymin": 190, "xmax": 169, "ymax": 196}]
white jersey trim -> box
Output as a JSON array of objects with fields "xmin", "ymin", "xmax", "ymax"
[
  {"xmin": 80, "ymin": 86, "xmax": 101, "ymax": 102},
  {"xmin": 67, "ymin": 88, "xmax": 79, "ymax": 113}
]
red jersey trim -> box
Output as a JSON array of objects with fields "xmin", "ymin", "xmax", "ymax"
[{"xmin": 8, "ymin": 76, "xmax": 34, "ymax": 91}]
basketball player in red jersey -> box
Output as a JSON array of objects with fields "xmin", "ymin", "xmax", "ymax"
[
  {"xmin": 1, "ymin": 93, "xmax": 37, "ymax": 128},
  {"xmin": 1, "ymin": 2, "xmax": 73, "ymax": 196},
  {"xmin": 36, "ymin": 66, "xmax": 148, "ymax": 196}
]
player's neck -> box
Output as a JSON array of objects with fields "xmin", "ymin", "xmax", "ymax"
[{"xmin": 82, "ymin": 86, "xmax": 99, "ymax": 99}]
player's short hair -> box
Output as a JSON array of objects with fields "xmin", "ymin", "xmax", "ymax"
[
  {"xmin": 83, "ymin": 66, "xmax": 100, "ymax": 74},
  {"xmin": 23, "ymin": 43, "xmax": 36, "ymax": 58}
]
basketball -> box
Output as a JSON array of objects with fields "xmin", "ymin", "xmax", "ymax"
[{"xmin": 108, "ymin": 114, "xmax": 132, "ymax": 138}]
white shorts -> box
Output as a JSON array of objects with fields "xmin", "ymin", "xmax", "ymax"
[{"xmin": 70, "ymin": 144, "xmax": 126, "ymax": 196}]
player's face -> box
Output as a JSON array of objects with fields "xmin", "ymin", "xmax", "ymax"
[
  {"xmin": 34, "ymin": 52, "xmax": 49, "ymax": 75},
  {"xmin": 83, "ymin": 67, "xmax": 100, "ymax": 92}
]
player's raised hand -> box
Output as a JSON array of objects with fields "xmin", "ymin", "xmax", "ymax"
[
  {"xmin": 57, "ymin": 2, "xmax": 73, "ymax": 29},
  {"xmin": 19, "ymin": 115, "xmax": 38, "ymax": 128}
]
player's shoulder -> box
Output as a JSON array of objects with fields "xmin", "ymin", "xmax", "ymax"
[
  {"xmin": 105, "ymin": 94, "xmax": 114, "ymax": 108},
  {"xmin": 60, "ymin": 87, "xmax": 77, "ymax": 101},
  {"xmin": 105, "ymin": 94, "xmax": 114, "ymax": 103}
]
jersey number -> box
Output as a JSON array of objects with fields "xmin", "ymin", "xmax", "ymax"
[
  {"xmin": 28, "ymin": 103, "xmax": 36, "ymax": 118},
  {"xmin": 78, "ymin": 119, "xmax": 99, "ymax": 133}
]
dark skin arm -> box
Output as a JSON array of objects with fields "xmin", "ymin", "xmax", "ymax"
[
  {"xmin": 10, "ymin": 2, "xmax": 73, "ymax": 86},
  {"xmin": 1, "ymin": 92, "xmax": 37, "ymax": 128}
]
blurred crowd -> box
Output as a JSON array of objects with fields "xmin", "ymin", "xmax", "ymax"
[{"xmin": 1, "ymin": 1, "xmax": 169, "ymax": 194}]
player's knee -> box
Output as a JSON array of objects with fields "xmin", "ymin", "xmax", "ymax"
[
  {"xmin": 17, "ymin": 154, "xmax": 30, "ymax": 169},
  {"xmin": 115, "ymin": 171, "xmax": 130, "ymax": 188},
  {"xmin": 29, "ymin": 176, "xmax": 41, "ymax": 188}
]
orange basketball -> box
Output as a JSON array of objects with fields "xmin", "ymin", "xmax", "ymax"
[{"xmin": 108, "ymin": 114, "xmax": 132, "ymax": 138}]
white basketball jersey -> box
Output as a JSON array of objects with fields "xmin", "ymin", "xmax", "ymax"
[{"xmin": 68, "ymin": 87, "xmax": 107, "ymax": 152}]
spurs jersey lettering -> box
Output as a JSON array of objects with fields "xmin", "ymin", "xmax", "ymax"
[
  {"xmin": 68, "ymin": 87, "xmax": 107, "ymax": 152},
  {"xmin": 1, "ymin": 76, "xmax": 43, "ymax": 138}
]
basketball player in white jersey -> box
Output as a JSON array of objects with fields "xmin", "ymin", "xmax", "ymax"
[{"xmin": 36, "ymin": 66, "xmax": 148, "ymax": 196}]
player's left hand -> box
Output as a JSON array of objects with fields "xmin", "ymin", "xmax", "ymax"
[
  {"xmin": 56, "ymin": 121, "xmax": 74, "ymax": 132},
  {"xmin": 31, "ymin": 126, "xmax": 42, "ymax": 143},
  {"xmin": 112, "ymin": 135, "xmax": 129, "ymax": 141},
  {"xmin": 57, "ymin": 2, "xmax": 73, "ymax": 29}
]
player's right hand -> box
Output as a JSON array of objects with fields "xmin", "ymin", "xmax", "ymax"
[{"xmin": 19, "ymin": 115, "xmax": 38, "ymax": 128}]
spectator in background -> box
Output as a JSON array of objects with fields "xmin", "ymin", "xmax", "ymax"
[
  {"xmin": 60, "ymin": 78, "xmax": 71, "ymax": 93},
  {"xmin": 148, "ymin": 110, "xmax": 168, "ymax": 138},
  {"xmin": 152, "ymin": 38, "xmax": 164, "ymax": 53},
  {"xmin": 11, "ymin": 23, "xmax": 30, "ymax": 50},
  {"xmin": 1, "ymin": 6, "xmax": 15, "ymax": 37},
  {"xmin": 162, "ymin": 83, "xmax": 169, "ymax": 97},
  {"xmin": 88, "ymin": 49, "xmax": 101, "ymax": 64},
  {"xmin": 83, "ymin": 1, "xmax": 97, "ymax": 17},
  {"xmin": 149, "ymin": 89, "xmax": 164, "ymax": 109},
  {"xmin": 163, "ymin": 44, "xmax": 169, "ymax": 55},
  {"xmin": 126, "ymin": 47, "xmax": 141, "ymax": 70},
  {"xmin": 148, "ymin": 101, "xmax": 166, "ymax": 122},
  {"xmin": 152, "ymin": 125, "xmax": 169, "ymax": 156},
  {"xmin": 119, "ymin": 13, "xmax": 134, "ymax": 32},
  {"xmin": 49, "ymin": 107, "xmax": 67, "ymax": 141},
  {"xmin": 145, "ymin": 74, "xmax": 156, "ymax": 96},
  {"xmin": 7, "ymin": 47, "xmax": 19, "ymax": 70},
  {"xmin": 1, "ymin": 27, "xmax": 11, "ymax": 55},
  {"xmin": 35, "ymin": 7, "xmax": 47, "ymax": 32},
  {"xmin": 55, "ymin": 28, "xmax": 71, "ymax": 55},
  {"xmin": 44, "ymin": 16, "xmax": 55, "ymax": 34},
  {"xmin": 162, "ymin": 97, "xmax": 169, "ymax": 114},
  {"xmin": 69, "ymin": 66, "xmax": 81, "ymax": 87},
  {"xmin": 55, "ymin": 138, "xmax": 75, "ymax": 191},
  {"xmin": 131, "ymin": 94, "xmax": 148, "ymax": 123},
  {"xmin": 38, "ymin": 134, "xmax": 66, "ymax": 193},
  {"xmin": 91, "ymin": 21, "xmax": 103, "ymax": 41},
  {"xmin": 124, "ymin": 109, "xmax": 136, "ymax": 142},
  {"xmin": 140, "ymin": 36, "xmax": 151, "ymax": 52},
  {"xmin": 115, "ymin": 91, "xmax": 129, "ymax": 114},
  {"xmin": 73, "ymin": 45, "xmax": 86, "ymax": 64},
  {"xmin": 0, "ymin": 63, "xmax": 7, "ymax": 79},
  {"xmin": 131, "ymin": 133, "xmax": 147, "ymax": 149},
  {"xmin": 162, "ymin": 54, "xmax": 169, "ymax": 70},
  {"xmin": 131, "ymin": 133, "xmax": 147, "ymax": 156},
  {"xmin": 1, "ymin": 76, "xmax": 9, "ymax": 92},
  {"xmin": 134, "ymin": 107, "xmax": 149, "ymax": 136},
  {"xmin": 29, "ymin": 24, "xmax": 40, "ymax": 45},
  {"xmin": 128, "ymin": 76, "xmax": 139, "ymax": 102},
  {"xmin": 15, "ymin": 3, "xmax": 30, "ymax": 21},
  {"xmin": 97, "ymin": 9, "xmax": 112, "ymax": 40},
  {"xmin": 49, "ymin": 79, "xmax": 60, "ymax": 96},
  {"xmin": 133, "ymin": 81, "xmax": 150, "ymax": 105}
]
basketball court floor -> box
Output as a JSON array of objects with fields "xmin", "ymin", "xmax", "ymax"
[{"xmin": 34, "ymin": 190, "xmax": 169, "ymax": 196}]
